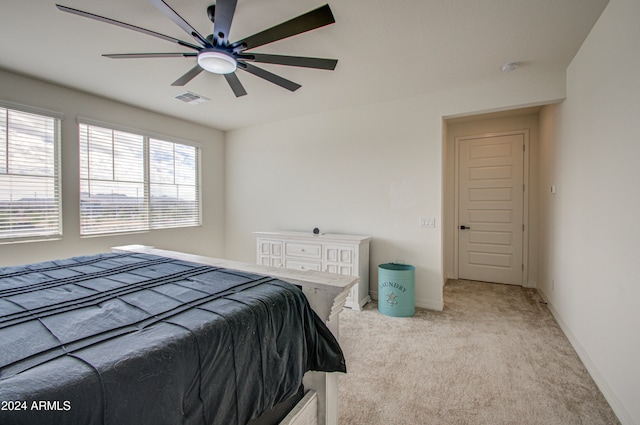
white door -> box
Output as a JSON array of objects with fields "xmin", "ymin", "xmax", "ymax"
[{"xmin": 457, "ymin": 133, "xmax": 524, "ymax": 285}]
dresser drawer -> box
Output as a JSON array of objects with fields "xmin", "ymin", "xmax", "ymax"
[
  {"xmin": 325, "ymin": 245, "xmax": 355, "ymax": 265},
  {"xmin": 285, "ymin": 242, "xmax": 322, "ymax": 259},
  {"xmin": 325, "ymin": 264, "xmax": 353, "ymax": 276},
  {"xmin": 285, "ymin": 259, "xmax": 322, "ymax": 272},
  {"xmin": 259, "ymin": 256, "xmax": 283, "ymax": 268}
]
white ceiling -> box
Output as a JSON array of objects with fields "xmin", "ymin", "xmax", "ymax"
[{"xmin": 0, "ymin": 0, "xmax": 608, "ymax": 131}]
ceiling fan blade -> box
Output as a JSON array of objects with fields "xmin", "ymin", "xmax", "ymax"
[
  {"xmin": 55, "ymin": 4, "xmax": 201, "ymax": 50},
  {"xmin": 239, "ymin": 53, "xmax": 337, "ymax": 70},
  {"xmin": 149, "ymin": 0, "xmax": 212, "ymax": 48},
  {"xmin": 224, "ymin": 72, "xmax": 248, "ymax": 97},
  {"xmin": 104, "ymin": 53, "xmax": 198, "ymax": 59},
  {"xmin": 237, "ymin": 62, "xmax": 301, "ymax": 92},
  {"xmin": 213, "ymin": 0, "xmax": 238, "ymax": 47},
  {"xmin": 231, "ymin": 4, "xmax": 335, "ymax": 51},
  {"xmin": 171, "ymin": 65, "xmax": 204, "ymax": 86}
]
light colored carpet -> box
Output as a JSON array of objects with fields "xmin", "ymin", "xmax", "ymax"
[{"xmin": 337, "ymin": 279, "xmax": 619, "ymax": 425}]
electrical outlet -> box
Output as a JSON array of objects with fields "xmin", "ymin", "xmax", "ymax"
[{"xmin": 419, "ymin": 217, "xmax": 436, "ymax": 228}]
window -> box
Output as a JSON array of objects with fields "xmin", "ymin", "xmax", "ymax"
[
  {"xmin": 149, "ymin": 139, "xmax": 199, "ymax": 229},
  {"xmin": 79, "ymin": 122, "xmax": 200, "ymax": 236},
  {"xmin": 0, "ymin": 104, "xmax": 61, "ymax": 241}
]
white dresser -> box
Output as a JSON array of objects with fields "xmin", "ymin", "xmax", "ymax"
[{"xmin": 254, "ymin": 231, "xmax": 372, "ymax": 310}]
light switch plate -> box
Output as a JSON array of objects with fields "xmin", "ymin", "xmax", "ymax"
[{"xmin": 420, "ymin": 217, "xmax": 436, "ymax": 228}]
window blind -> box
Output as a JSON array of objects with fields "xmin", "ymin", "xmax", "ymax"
[
  {"xmin": 149, "ymin": 139, "xmax": 199, "ymax": 229},
  {"xmin": 79, "ymin": 122, "xmax": 200, "ymax": 235},
  {"xmin": 0, "ymin": 106, "xmax": 61, "ymax": 241},
  {"xmin": 79, "ymin": 125, "xmax": 146, "ymax": 235}
]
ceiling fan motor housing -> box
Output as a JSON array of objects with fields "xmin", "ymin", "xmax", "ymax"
[{"xmin": 197, "ymin": 48, "xmax": 237, "ymax": 74}]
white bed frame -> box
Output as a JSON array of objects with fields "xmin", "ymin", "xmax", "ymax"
[{"xmin": 112, "ymin": 245, "xmax": 358, "ymax": 425}]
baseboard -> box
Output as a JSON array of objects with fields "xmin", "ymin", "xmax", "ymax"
[
  {"xmin": 538, "ymin": 288, "xmax": 634, "ymax": 425},
  {"xmin": 415, "ymin": 297, "xmax": 444, "ymax": 311},
  {"xmin": 537, "ymin": 288, "xmax": 550, "ymax": 304},
  {"xmin": 369, "ymin": 291, "xmax": 444, "ymax": 312}
]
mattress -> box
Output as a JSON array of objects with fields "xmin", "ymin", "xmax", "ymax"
[{"xmin": 0, "ymin": 252, "xmax": 346, "ymax": 425}]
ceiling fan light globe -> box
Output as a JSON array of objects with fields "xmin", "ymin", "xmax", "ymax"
[{"xmin": 198, "ymin": 51, "xmax": 237, "ymax": 74}]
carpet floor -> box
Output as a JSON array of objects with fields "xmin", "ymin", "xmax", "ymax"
[{"xmin": 337, "ymin": 279, "xmax": 619, "ymax": 425}]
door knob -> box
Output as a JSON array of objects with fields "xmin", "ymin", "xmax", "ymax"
[{"xmin": 460, "ymin": 225, "xmax": 471, "ymax": 230}]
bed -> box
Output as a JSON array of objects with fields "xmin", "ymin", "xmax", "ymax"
[{"xmin": 0, "ymin": 245, "xmax": 358, "ymax": 425}]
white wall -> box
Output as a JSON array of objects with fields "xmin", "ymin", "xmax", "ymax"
[
  {"xmin": 537, "ymin": 0, "xmax": 640, "ymax": 423},
  {"xmin": 0, "ymin": 69, "xmax": 226, "ymax": 266},
  {"xmin": 224, "ymin": 69, "xmax": 566, "ymax": 310}
]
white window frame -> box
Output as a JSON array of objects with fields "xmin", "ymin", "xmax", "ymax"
[
  {"xmin": 78, "ymin": 118, "xmax": 201, "ymax": 236},
  {"xmin": 0, "ymin": 100, "xmax": 63, "ymax": 243}
]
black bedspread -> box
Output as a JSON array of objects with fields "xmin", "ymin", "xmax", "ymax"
[{"xmin": 0, "ymin": 252, "xmax": 346, "ymax": 425}]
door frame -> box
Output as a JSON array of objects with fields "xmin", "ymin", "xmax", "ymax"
[{"xmin": 453, "ymin": 129, "xmax": 530, "ymax": 285}]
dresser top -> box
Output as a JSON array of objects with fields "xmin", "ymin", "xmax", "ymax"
[{"xmin": 254, "ymin": 231, "xmax": 372, "ymax": 243}]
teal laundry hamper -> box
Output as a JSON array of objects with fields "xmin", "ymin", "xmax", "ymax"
[{"xmin": 378, "ymin": 263, "xmax": 415, "ymax": 317}]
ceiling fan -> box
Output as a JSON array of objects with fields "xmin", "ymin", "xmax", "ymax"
[{"xmin": 56, "ymin": 0, "xmax": 338, "ymax": 97}]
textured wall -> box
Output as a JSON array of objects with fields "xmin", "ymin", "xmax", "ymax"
[
  {"xmin": 224, "ymin": 69, "xmax": 566, "ymax": 310},
  {"xmin": 537, "ymin": 0, "xmax": 640, "ymax": 422}
]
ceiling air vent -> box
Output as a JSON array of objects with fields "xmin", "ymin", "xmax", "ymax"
[{"xmin": 174, "ymin": 91, "xmax": 210, "ymax": 105}]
